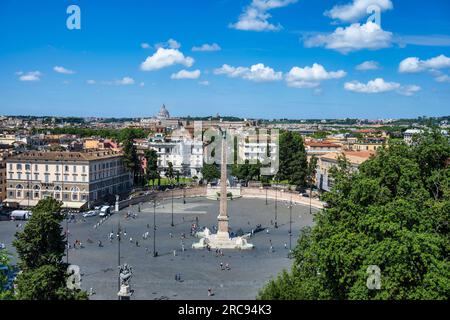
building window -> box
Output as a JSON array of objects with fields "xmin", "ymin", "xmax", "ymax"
[
  {"xmin": 45, "ymin": 165, "xmax": 49, "ymax": 172},
  {"xmin": 64, "ymin": 175, "xmax": 68, "ymax": 182},
  {"xmin": 16, "ymin": 164, "xmax": 22, "ymax": 170},
  {"xmin": 17, "ymin": 173, "xmax": 21, "ymax": 180},
  {"xmin": 82, "ymin": 166, "xmax": 86, "ymax": 173},
  {"xmin": 9, "ymin": 163, "xmax": 12, "ymax": 170},
  {"xmin": 65, "ymin": 165, "xmax": 69, "ymax": 172},
  {"xmin": 9, "ymin": 173, "xmax": 13, "ymax": 179},
  {"xmin": 35, "ymin": 164, "xmax": 38, "ymax": 171},
  {"xmin": 25, "ymin": 164, "xmax": 30, "ymax": 171},
  {"xmin": 73, "ymin": 165, "xmax": 77, "ymax": 173},
  {"xmin": 45, "ymin": 175, "xmax": 49, "ymax": 183},
  {"xmin": 34, "ymin": 174, "xmax": 39, "ymax": 180}
]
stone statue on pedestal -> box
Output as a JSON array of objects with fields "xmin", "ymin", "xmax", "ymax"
[{"xmin": 117, "ymin": 263, "xmax": 133, "ymax": 299}]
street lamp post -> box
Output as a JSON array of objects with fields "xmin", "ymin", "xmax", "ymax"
[
  {"xmin": 288, "ymin": 197, "xmax": 293, "ymax": 258},
  {"xmin": 265, "ymin": 186, "xmax": 268, "ymax": 205},
  {"xmin": 171, "ymin": 187, "xmax": 174, "ymax": 227},
  {"xmin": 153, "ymin": 200, "xmax": 157, "ymax": 257},
  {"xmin": 66, "ymin": 218, "xmax": 69, "ymax": 265},
  {"xmin": 274, "ymin": 185, "xmax": 278, "ymax": 229},
  {"xmin": 117, "ymin": 219, "xmax": 122, "ymax": 296}
]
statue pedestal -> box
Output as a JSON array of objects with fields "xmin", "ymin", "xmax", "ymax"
[
  {"xmin": 192, "ymin": 232, "xmax": 254, "ymax": 250},
  {"xmin": 117, "ymin": 284, "xmax": 132, "ymax": 300}
]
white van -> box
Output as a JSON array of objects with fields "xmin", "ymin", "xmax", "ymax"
[
  {"xmin": 11, "ymin": 210, "xmax": 32, "ymax": 220},
  {"xmin": 99, "ymin": 206, "xmax": 111, "ymax": 217}
]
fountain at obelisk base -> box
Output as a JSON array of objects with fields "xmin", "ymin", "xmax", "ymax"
[{"xmin": 193, "ymin": 128, "xmax": 254, "ymax": 250}]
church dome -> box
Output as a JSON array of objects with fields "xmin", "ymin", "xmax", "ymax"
[{"xmin": 156, "ymin": 104, "xmax": 170, "ymax": 119}]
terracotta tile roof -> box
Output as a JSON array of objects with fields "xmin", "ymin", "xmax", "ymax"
[{"xmin": 9, "ymin": 150, "xmax": 123, "ymax": 162}]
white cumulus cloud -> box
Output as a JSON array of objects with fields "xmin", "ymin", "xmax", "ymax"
[
  {"xmin": 356, "ymin": 60, "xmax": 379, "ymax": 71},
  {"xmin": 155, "ymin": 39, "xmax": 181, "ymax": 50},
  {"xmin": 140, "ymin": 48, "xmax": 194, "ymax": 71},
  {"xmin": 229, "ymin": 0, "xmax": 297, "ymax": 32},
  {"xmin": 53, "ymin": 66, "xmax": 76, "ymax": 74},
  {"xmin": 399, "ymin": 54, "xmax": 450, "ymax": 73},
  {"xmin": 192, "ymin": 43, "xmax": 221, "ymax": 52},
  {"xmin": 171, "ymin": 69, "xmax": 201, "ymax": 80},
  {"xmin": 304, "ymin": 21, "xmax": 393, "ymax": 54},
  {"xmin": 18, "ymin": 71, "xmax": 42, "ymax": 82},
  {"xmin": 214, "ymin": 63, "xmax": 282, "ymax": 82},
  {"xmin": 397, "ymin": 85, "xmax": 421, "ymax": 96},
  {"xmin": 285, "ymin": 63, "xmax": 346, "ymax": 88},
  {"xmin": 141, "ymin": 42, "xmax": 151, "ymax": 49},
  {"xmin": 115, "ymin": 77, "xmax": 135, "ymax": 85},
  {"xmin": 344, "ymin": 78, "xmax": 420, "ymax": 96},
  {"xmin": 435, "ymin": 74, "xmax": 450, "ymax": 83},
  {"xmin": 325, "ymin": 0, "xmax": 393, "ymax": 23}
]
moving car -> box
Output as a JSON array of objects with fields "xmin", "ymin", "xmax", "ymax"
[
  {"xmin": 82, "ymin": 210, "xmax": 98, "ymax": 218},
  {"xmin": 10, "ymin": 210, "xmax": 32, "ymax": 220},
  {"xmin": 99, "ymin": 206, "xmax": 111, "ymax": 217}
]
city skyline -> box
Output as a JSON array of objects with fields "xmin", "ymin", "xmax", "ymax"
[{"xmin": 1, "ymin": 0, "xmax": 450, "ymax": 119}]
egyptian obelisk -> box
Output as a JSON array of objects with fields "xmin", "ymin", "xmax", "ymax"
[{"xmin": 217, "ymin": 129, "xmax": 229, "ymax": 238}]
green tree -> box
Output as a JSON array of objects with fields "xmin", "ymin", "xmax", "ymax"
[
  {"xmin": 122, "ymin": 131, "xmax": 140, "ymax": 185},
  {"xmin": 167, "ymin": 162, "xmax": 174, "ymax": 184},
  {"xmin": 232, "ymin": 160, "xmax": 262, "ymax": 183},
  {"xmin": 259, "ymin": 130, "xmax": 450, "ymax": 300},
  {"xmin": 0, "ymin": 250, "xmax": 14, "ymax": 299},
  {"xmin": 277, "ymin": 131, "xmax": 308, "ymax": 189},
  {"xmin": 12, "ymin": 198, "xmax": 88, "ymax": 300},
  {"xmin": 201, "ymin": 163, "xmax": 220, "ymax": 183},
  {"xmin": 144, "ymin": 149, "xmax": 159, "ymax": 188}
]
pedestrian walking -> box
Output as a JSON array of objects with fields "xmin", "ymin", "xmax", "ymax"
[
  {"xmin": 220, "ymin": 262, "xmax": 224, "ymax": 270},
  {"xmin": 208, "ymin": 288, "xmax": 213, "ymax": 296},
  {"xmin": 225, "ymin": 263, "xmax": 230, "ymax": 270}
]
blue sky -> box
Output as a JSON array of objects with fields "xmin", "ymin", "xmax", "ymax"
[{"xmin": 0, "ymin": 0, "xmax": 449, "ymax": 119}]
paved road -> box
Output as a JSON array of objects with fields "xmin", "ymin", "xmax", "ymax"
[{"xmin": 0, "ymin": 197, "xmax": 318, "ymax": 300}]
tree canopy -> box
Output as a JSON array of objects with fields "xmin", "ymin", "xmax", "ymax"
[
  {"xmin": 277, "ymin": 131, "xmax": 308, "ymax": 188},
  {"xmin": 12, "ymin": 198, "xmax": 87, "ymax": 300},
  {"xmin": 201, "ymin": 163, "xmax": 220, "ymax": 183},
  {"xmin": 259, "ymin": 130, "xmax": 450, "ymax": 300}
]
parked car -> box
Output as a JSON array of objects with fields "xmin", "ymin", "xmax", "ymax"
[{"xmin": 301, "ymin": 192, "xmax": 310, "ymax": 198}]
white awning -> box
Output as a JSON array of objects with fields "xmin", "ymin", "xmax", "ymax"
[{"xmin": 3, "ymin": 199, "xmax": 87, "ymax": 209}]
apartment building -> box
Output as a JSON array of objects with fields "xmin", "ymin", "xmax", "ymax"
[
  {"xmin": 315, "ymin": 151, "xmax": 374, "ymax": 192},
  {"xmin": 4, "ymin": 150, "xmax": 132, "ymax": 209},
  {"xmin": 0, "ymin": 149, "xmax": 15, "ymax": 203}
]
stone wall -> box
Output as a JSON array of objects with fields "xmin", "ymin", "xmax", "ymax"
[
  {"xmin": 115, "ymin": 186, "xmax": 323, "ymax": 210},
  {"xmin": 240, "ymin": 187, "xmax": 323, "ymax": 209},
  {"xmin": 116, "ymin": 186, "xmax": 207, "ymax": 210}
]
